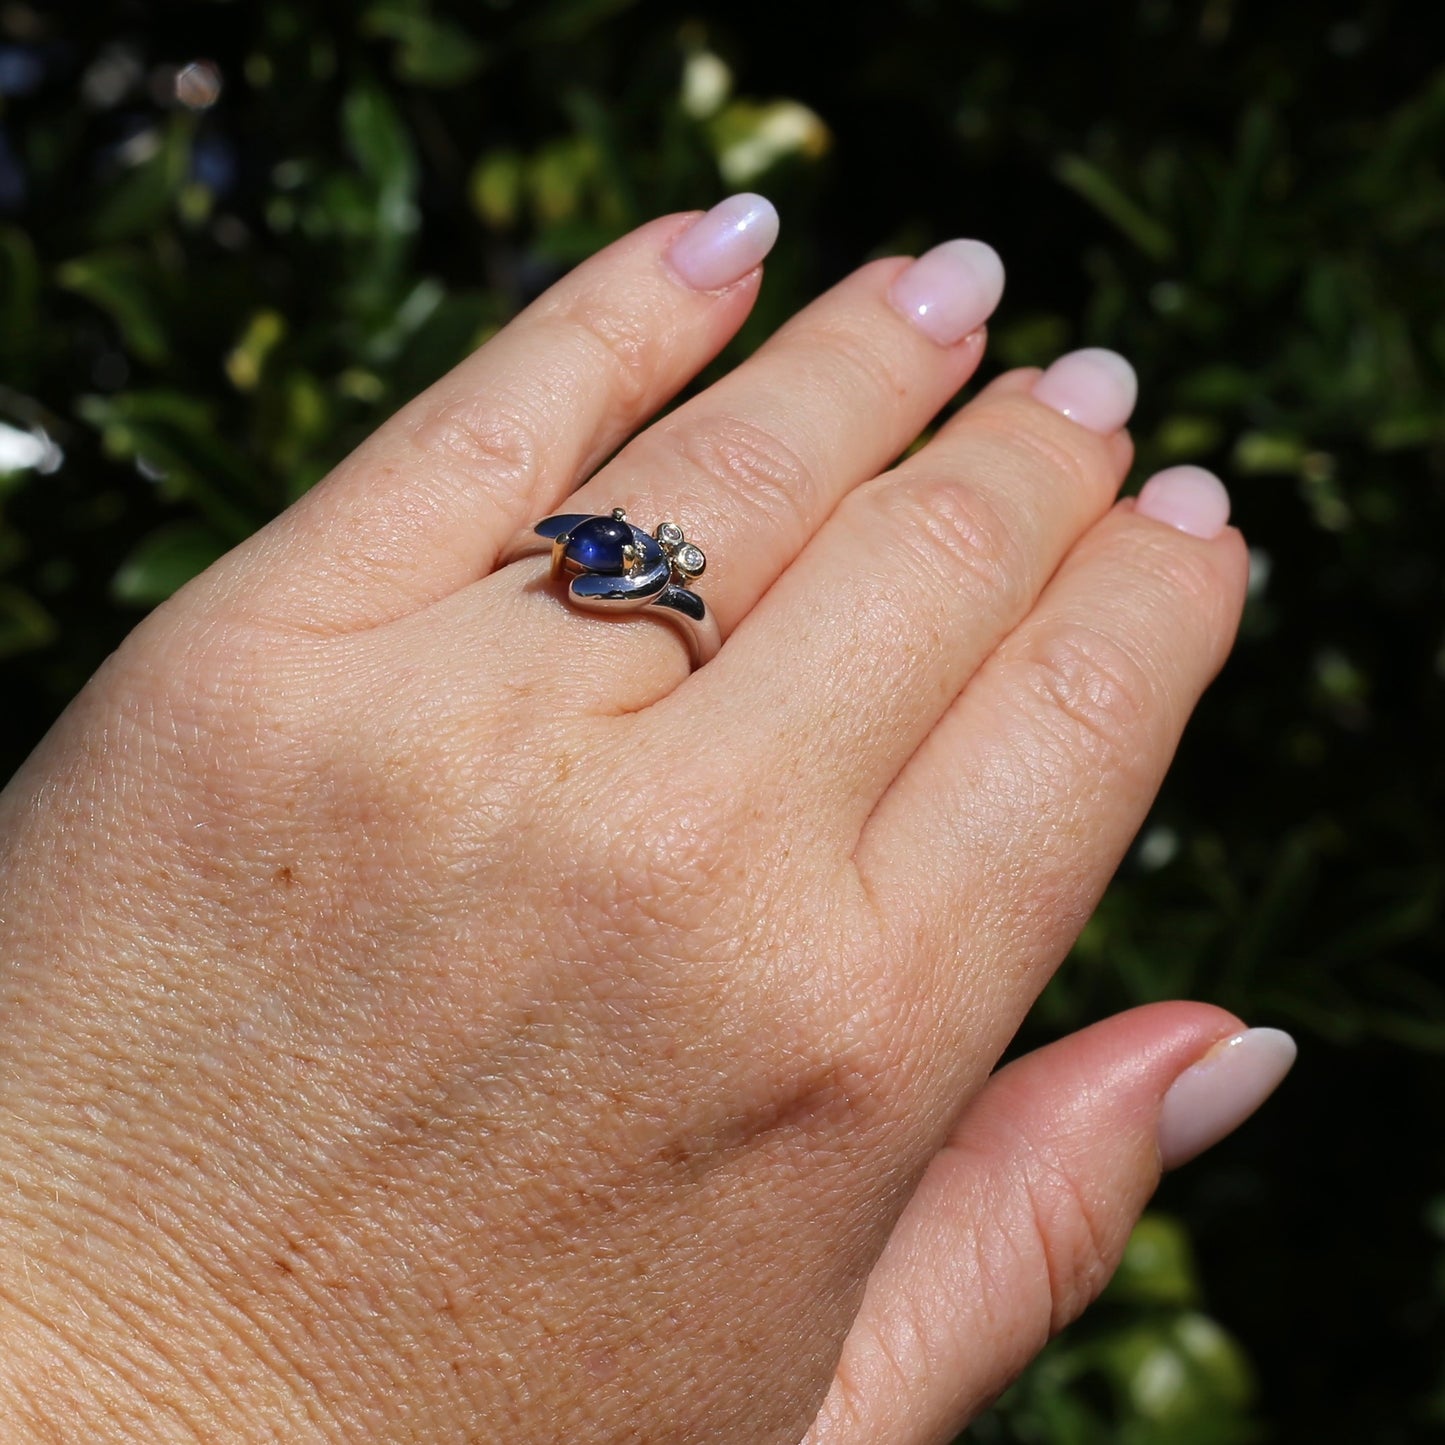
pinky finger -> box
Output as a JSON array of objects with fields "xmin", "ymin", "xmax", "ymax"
[{"xmin": 802, "ymin": 1005, "xmax": 1297, "ymax": 1445}]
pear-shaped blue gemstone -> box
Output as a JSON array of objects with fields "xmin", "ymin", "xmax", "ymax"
[{"xmin": 563, "ymin": 516, "xmax": 632, "ymax": 573}]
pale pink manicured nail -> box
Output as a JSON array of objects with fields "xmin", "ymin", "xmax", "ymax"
[
  {"xmin": 888, "ymin": 239, "xmax": 1005, "ymax": 346},
  {"xmin": 1031, "ymin": 348, "xmax": 1138, "ymax": 433},
  {"xmin": 665, "ymin": 193, "xmax": 780, "ymax": 291},
  {"xmin": 1158, "ymin": 1028, "xmax": 1297, "ymax": 1170},
  {"xmin": 1136, "ymin": 464, "xmax": 1232, "ymax": 540}
]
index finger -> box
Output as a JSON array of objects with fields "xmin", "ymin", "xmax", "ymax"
[{"xmin": 217, "ymin": 196, "xmax": 780, "ymax": 632}]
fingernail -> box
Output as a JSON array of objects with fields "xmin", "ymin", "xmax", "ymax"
[
  {"xmin": 1135, "ymin": 464, "xmax": 1232, "ymax": 540},
  {"xmin": 665, "ymin": 193, "xmax": 780, "ymax": 291},
  {"xmin": 1158, "ymin": 1027, "xmax": 1297, "ymax": 1170},
  {"xmin": 888, "ymin": 239, "xmax": 1005, "ymax": 347},
  {"xmin": 1031, "ymin": 348, "xmax": 1138, "ymax": 433}
]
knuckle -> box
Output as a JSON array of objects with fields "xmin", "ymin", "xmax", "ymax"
[
  {"xmin": 634, "ymin": 414, "xmax": 815, "ymax": 530},
  {"xmin": 407, "ymin": 389, "xmax": 543, "ymax": 496},
  {"xmin": 1018, "ymin": 1144, "xmax": 1120, "ymax": 1333},
  {"xmin": 549, "ymin": 301, "xmax": 656, "ymax": 419},
  {"xmin": 299, "ymin": 463, "xmax": 470, "ymax": 600},
  {"xmin": 808, "ymin": 313, "xmax": 915, "ymax": 408},
  {"xmin": 1132, "ymin": 526, "xmax": 1230, "ymax": 614},
  {"xmin": 1017, "ymin": 621, "xmax": 1158, "ymax": 772},
  {"xmin": 864, "ymin": 472, "xmax": 1026, "ymax": 612},
  {"xmin": 968, "ymin": 398, "xmax": 1106, "ymax": 498}
]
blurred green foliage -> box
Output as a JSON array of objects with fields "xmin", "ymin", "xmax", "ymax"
[{"xmin": 0, "ymin": 0, "xmax": 1441, "ymax": 1439}]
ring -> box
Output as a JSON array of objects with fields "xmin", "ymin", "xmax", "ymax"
[{"xmin": 499, "ymin": 508, "xmax": 721, "ymax": 666}]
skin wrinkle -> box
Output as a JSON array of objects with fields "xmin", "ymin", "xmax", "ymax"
[
  {"xmin": 0, "ymin": 1192, "xmax": 307, "ymax": 1442},
  {"xmin": 0, "ymin": 210, "xmax": 1251, "ymax": 1440},
  {"xmin": 543, "ymin": 295, "xmax": 677, "ymax": 422},
  {"xmin": 959, "ymin": 396, "xmax": 1107, "ymax": 499},
  {"xmin": 399, "ymin": 235, "xmax": 684, "ymax": 490},
  {"xmin": 809, "ymin": 1173, "xmax": 1030, "ymax": 1445},
  {"xmin": 855, "ymin": 522, "xmax": 1246, "ymax": 969},
  {"xmin": 797, "ymin": 304, "xmax": 924, "ymax": 415},
  {"xmin": 618, "ymin": 408, "xmax": 823, "ymax": 575},
  {"xmin": 689, "ymin": 398, "xmax": 1133, "ymax": 853}
]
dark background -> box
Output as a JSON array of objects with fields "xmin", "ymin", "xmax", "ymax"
[{"xmin": 1, "ymin": 1, "xmax": 1441, "ymax": 1439}]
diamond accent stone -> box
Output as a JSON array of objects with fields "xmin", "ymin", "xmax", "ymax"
[
  {"xmin": 675, "ymin": 543, "xmax": 705, "ymax": 576},
  {"xmin": 656, "ymin": 520, "xmax": 685, "ymax": 548}
]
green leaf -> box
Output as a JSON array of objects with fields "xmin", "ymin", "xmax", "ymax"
[
  {"xmin": 112, "ymin": 522, "xmax": 231, "ymax": 607},
  {"xmin": 0, "ymin": 226, "xmax": 42, "ymax": 377},
  {"xmin": 1155, "ymin": 413, "xmax": 1225, "ymax": 460},
  {"xmin": 471, "ymin": 149, "xmax": 525, "ymax": 228},
  {"xmin": 1054, "ymin": 152, "xmax": 1176, "ymax": 261},
  {"xmin": 77, "ymin": 391, "xmax": 261, "ymax": 539},
  {"xmin": 57, "ymin": 251, "xmax": 171, "ymax": 367},
  {"xmin": 360, "ymin": 276, "xmax": 445, "ymax": 365},
  {"xmin": 88, "ymin": 119, "xmax": 193, "ymax": 245},
  {"xmin": 226, "ymin": 310, "xmax": 288, "ymax": 392},
  {"xmin": 1107, "ymin": 1214, "xmax": 1202, "ymax": 1308},
  {"xmin": 388, "ymin": 289, "xmax": 502, "ymax": 398},
  {"xmin": 342, "ymin": 83, "xmax": 420, "ymax": 242},
  {"xmin": 253, "ymin": 368, "xmax": 335, "ymax": 489},
  {"xmin": 1231, "ymin": 429, "xmax": 1309, "ymax": 476},
  {"xmin": 516, "ymin": 0, "xmax": 640, "ymax": 45},
  {"xmin": 0, "ymin": 583, "xmax": 57, "ymax": 658},
  {"xmin": 1201, "ymin": 103, "xmax": 1280, "ymax": 286},
  {"xmin": 993, "ymin": 313, "xmax": 1074, "ymax": 369},
  {"xmin": 563, "ymin": 88, "xmax": 641, "ymax": 225},
  {"xmin": 707, "ymin": 98, "xmax": 831, "ymax": 188},
  {"xmin": 361, "ymin": 2, "xmax": 489, "ymax": 87},
  {"xmin": 1102, "ymin": 1314, "xmax": 1255, "ymax": 1427},
  {"xmin": 528, "ymin": 136, "xmax": 601, "ymax": 225}
]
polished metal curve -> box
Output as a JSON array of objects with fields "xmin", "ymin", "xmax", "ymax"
[{"xmin": 498, "ymin": 508, "xmax": 720, "ymax": 666}]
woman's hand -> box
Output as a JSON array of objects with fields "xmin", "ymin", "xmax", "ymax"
[{"xmin": 0, "ymin": 196, "xmax": 1292, "ymax": 1442}]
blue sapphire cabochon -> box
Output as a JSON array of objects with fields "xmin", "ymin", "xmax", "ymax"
[{"xmin": 563, "ymin": 516, "xmax": 633, "ymax": 573}]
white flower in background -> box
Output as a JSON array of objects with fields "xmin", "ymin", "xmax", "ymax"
[
  {"xmin": 680, "ymin": 49, "xmax": 731, "ymax": 120},
  {"xmin": 716, "ymin": 100, "xmax": 830, "ymax": 187},
  {"xmin": 0, "ymin": 422, "xmax": 62, "ymax": 476}
]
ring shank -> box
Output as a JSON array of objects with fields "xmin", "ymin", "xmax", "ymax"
[{"xmin": 498, "ymin": 517, "xmax": 721, "ymax": 667}]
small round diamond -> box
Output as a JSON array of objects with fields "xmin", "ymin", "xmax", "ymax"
[
  {"xmin": 656, "ymin": 520, "xmax": 685, "ymax": 548},
  {"xmin": 675, "ymin": 543, "xmax": 705, "ymax": 576}
]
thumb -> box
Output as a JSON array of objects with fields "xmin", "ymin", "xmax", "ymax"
[{"xmin": 804, "ymin": 1003, "xmax": 1296, "ymax": 1445}]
